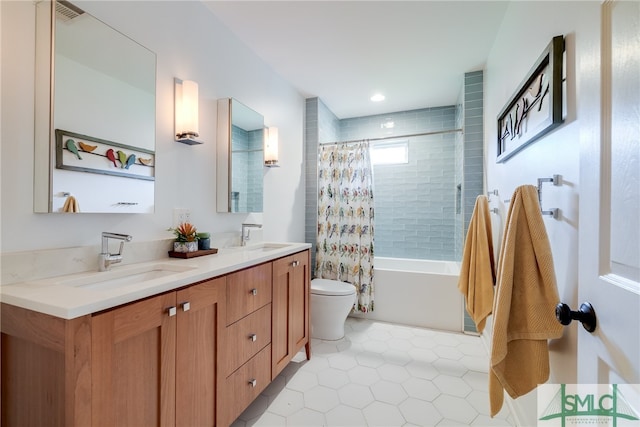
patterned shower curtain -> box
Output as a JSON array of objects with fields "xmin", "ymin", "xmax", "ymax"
[{"xmin": 316, "ymin": 141, "xmax": 375, "ymax": 312}]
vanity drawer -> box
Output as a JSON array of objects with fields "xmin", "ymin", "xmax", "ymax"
[
  {"xmin": 220, "ymin": 344, "xmax": 272, "ymax": 426},
  {"xmin": 226, "ymin": 262, "xmax": 272, "ymax": 325},
  {"xmin": 223, "ymin": 304, "xmax": 271, "ymax": 376}
]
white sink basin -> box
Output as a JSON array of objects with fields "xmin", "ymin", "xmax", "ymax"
[
  {"xmin": 242, "ymin": 243, "xmax": 292, "ymax": 253},
  {"xmin": 53, "ymin": 263, "xmax": 197, "ymax": 291}
]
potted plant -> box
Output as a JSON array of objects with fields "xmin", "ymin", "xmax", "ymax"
[
  {"xmin": 197, "ymin": 232, "xmax": 211, "ymax": 250},
  {"xmin": 169, "ymin": 222, "xmax": 199, "ymax": 252}
]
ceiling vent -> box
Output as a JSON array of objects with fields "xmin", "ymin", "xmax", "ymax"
[{"xmin": 55, "ymin": 1, "xmax": 85, "ymax": 22}]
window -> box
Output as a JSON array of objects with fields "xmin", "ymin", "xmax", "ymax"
[{"xmin": 370, "ymin": 141, "xmax": 408, "ymax": 165}]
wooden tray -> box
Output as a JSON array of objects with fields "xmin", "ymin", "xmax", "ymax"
[{"xmin": 168, "ymin": 248, "xmax": 218, "ymax": 258}]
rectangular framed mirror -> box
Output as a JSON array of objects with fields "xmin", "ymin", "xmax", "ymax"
[
  {"xmin": 34, "ymin": 0, "xmax": 156, "ymax": 213},
  {"xmin": 217, "ymin": 98, "xmax": 265, "ymax": 213}
]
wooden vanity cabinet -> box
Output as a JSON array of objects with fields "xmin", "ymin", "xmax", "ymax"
[
  {"xmin": 271, "ymin": 250, "xmax": 311, "ymax": 379},
  {"xmin": 2, "ymin": 277, "xmax": 227, "ymax": 427},
  {"xmin": 1, "ymin": 249, "xmax": 311, "ymax": 427},
  {"xmin": 91, "ymin": 276, "xmax": 225, "ymax": 426}
]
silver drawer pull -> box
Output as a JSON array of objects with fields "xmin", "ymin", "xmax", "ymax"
[
  {"xmin": 168, "ymin": 306, "xmax": 177, "ymax": 317},
  {"xmin": 291, "ymin": 260, "xmax": 300, "ymax": 267},
  {"xmin": 182, "ymin": 302, "xmax": 190, "ymax": 312},
  {"xmin": 249, "ymin": 333, "xmax": 257, "ymax": 342},
  {"xmin": 248, "ymin": 378, "xmax": 257, "ymax": 387},
  {"xmin": 250, "ymin": 288, "xmax": 258, "ymax": 296}
]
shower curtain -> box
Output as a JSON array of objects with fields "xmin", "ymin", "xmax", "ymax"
[{"xmin": 316, "ymin": 141, "xmax": 375, "ymax": 312}]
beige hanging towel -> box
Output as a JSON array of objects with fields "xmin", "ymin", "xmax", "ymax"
[
  {"xmin": 62, "ymin": 195, "xmax": 80, "ymax": 213},
  {"xmin": 457, "ymin": 195, "xmax": 495, "ymax": 333},
  {"xmin": 489, "ymin": 185, "xmax": 563, "ymax": 416}
]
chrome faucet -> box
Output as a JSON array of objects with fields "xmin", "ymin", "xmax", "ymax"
[
  {"xmin": 99, "ymin": 232, "xmax": 133, "ymax": 271},
  {"xmin": 241, "ymin": 223, "xmax": 262, "ymax": 246}
]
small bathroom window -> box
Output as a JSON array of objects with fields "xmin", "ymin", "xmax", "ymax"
[{"xmin": 370, "ymin": 141, "xmax": 408, "ymax": 165}]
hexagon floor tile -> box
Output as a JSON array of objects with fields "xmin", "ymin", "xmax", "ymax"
[{"xmin": 231, "ymin": 318, "xmax": 515, "ymax": 426}]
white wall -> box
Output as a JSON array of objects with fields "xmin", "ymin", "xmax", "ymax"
[
  {"xmin": 1, "ymin": 1, "xmax": 305, "ymax": 253},
  {"xmin": 484, "ymin": 2, "xmax": 600, "ymax": 425}
]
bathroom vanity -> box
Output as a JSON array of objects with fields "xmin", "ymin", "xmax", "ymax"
[{"xmin": 0, "ymin": 244, "xmax": 310, "ymax": 426}]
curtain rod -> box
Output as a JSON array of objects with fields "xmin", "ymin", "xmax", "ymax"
[{"xmin": 318, "ymin": 128, "xmax": 463, "ymax": 146}]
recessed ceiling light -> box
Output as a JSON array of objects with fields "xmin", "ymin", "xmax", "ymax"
[{"xmin": 370, "ymin": 93, "xmax": 385, "ymax": 102}]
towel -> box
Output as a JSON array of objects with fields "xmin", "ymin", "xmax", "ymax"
[
  {"xmin": 62, "ymin": 195, "xmax": 80, "ymax": 213},
  {"xmin": 489, "ymin": 185, "xmax": 563, "ymax": 416},
  {"xmin": 457, "ymin": 195, "xmax": 495, "ymax": 333}
]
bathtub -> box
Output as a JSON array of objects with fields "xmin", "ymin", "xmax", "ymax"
[{"xmin": 350, "ymin": 257, "xmax": 463, "ymax": 332}]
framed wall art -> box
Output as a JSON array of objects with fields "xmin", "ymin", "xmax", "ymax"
[
  {"xmin": 55, "ymin": 129, "xmax": 155, "ymax": 181},
  {"xmin": 496, "ymin": 35, "xmax": 565, "ymax": 163}
]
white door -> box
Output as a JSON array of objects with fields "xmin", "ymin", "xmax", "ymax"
[{"xmin": 578, "ymin": 0, "xmax": 639, "ymax": 415}]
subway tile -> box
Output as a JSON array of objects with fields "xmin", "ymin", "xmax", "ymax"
[
  {"xmin": 463, "ymin": 99, "xmax": 482, "ymax": 116},
  {"xmin": 464, "ymin": 91, "xmax": 483, "ymax": 102},
  {"xmin": 464, "ymin": 99, "xmax": 483, "ymax": 110},
  {"xmin": 464, "ymin": 82, "xmax": 483, "ymax": 94}
]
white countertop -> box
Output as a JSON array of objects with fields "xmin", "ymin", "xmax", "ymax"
[{"xmin": 0, "ymin": 242, "xmax": 311, "ymax": 320}]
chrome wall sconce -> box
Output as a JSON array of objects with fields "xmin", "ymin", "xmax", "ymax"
[
  {"xmin": 175, "ymin": 78, "xmax": 203, "ymax": 145},
  {"xmin": 264, "ymin": 127, "xmax": 279, "ymax": 167}
]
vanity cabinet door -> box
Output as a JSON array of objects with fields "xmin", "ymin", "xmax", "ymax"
[
  {"xmin": 92, "ymin": 292, "xmax": 177, "ymax": 426},
  {"xmin": 175, "ymin": 277, "xmax": 225, "ymax": 427},
  {"xmin": 1, "ymin": 304, "xmax": 92, "ymax": 426},
  {"xmin": 271, "ymin": 250, "xmax": 311, "ymax": 379},
  {"xmin": 290, "ymin": 250, "xmax": 310, "ymax": 354}
]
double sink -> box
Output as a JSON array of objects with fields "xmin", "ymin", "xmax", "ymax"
[{"xmin": 53, "ymin": 242, "xmax": 292, "ymax": 291}]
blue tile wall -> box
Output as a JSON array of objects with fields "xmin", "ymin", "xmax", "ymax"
[
  {"xmin": 247, "ymin": 129, "xmax": 264, "ymax": 212},
  {"xmin": 305, "ymin": 99, "xmax": 319, "ymax": 270},
  {"xmin": 463, "ymin": 71, "xmax": 484, "ymax": 240},
  {"xmin": 454, "ymin": 93, "xmax": 464, "ymax": 260},
  {"xmin": 340, "ymin": 108, "xmax": 457, "ymax": 261},
  {"xmin": 462, "ymin": 70, "xmax": 484, "ymax": 333},
  {"xmin": 231, "ymin": 125, "xmax": 263, "ymax": 212}
]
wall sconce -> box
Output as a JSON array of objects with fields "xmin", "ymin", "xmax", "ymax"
[
  {"xmin": 264, "ymin": 127, "xmax": 279, "ymax": 167},
  {"xmin": 174, "ymin": 78, "xmax": 203, "ymax": 145}
]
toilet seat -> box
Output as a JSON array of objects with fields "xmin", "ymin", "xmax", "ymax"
[{"xmin": 311, "ymin": 279, "xmax": 355, "ymax": 296}]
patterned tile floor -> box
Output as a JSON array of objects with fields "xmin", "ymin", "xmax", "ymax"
[{"xmin": 231, "ymin": 318, "xmax": 515, "ymax": 426}]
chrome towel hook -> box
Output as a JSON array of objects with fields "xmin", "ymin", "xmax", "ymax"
[
  {"xmin": 537, "ymin": 174, "xmax": 562, "ymax": 219},
  {"xmin": 555, "ymin": 302, "xmax": 597, "ymax": 333}
]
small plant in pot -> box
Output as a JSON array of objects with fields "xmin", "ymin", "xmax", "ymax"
[
  {"xmin": 197, "ymin": 232, "xmax": 211, "ymax": 250},
  {"xmin": 169, "ymin": 222, "xmax": 199, "ymax": 252}
]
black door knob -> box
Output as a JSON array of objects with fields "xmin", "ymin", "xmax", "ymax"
[{"xmin": 555, "ymin": 302, "xmax": 597, "ymax": 333}]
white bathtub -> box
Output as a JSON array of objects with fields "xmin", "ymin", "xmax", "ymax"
[{"xmin": 350, "ymin": 257, "xmax": 463, "ymax": 332}]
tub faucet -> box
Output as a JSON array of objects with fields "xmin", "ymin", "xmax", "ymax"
[
  {"xmin": 241, "ymin": 223, "xmax": 262, "ymax": 246},
  {"xmin": 99, "ymin": 232, "xmax": 133, "ymax": 271}
]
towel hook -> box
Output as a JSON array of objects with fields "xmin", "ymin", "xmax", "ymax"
[
  {"xmin": 537, "ymin": 174, "xmax": 562, "ymax": 219},
  {"xmin": 555, "ymin": 302, "xmax": 597, "ymax": 333}
]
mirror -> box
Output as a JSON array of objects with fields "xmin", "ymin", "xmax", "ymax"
[
  {"xmin": 34, "ymin": 1, "xmax": 156, "ymax": 213},
  {"xmin": 216, "ymin": 98, "xmax": 264, "ymax": 213}
]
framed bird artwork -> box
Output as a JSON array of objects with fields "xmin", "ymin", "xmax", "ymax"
[{"xmin": 55, "ymin": 129, "xmax": 155, "ymax": 181}]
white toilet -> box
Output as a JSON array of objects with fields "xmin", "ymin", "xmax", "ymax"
[{"xmin": 310, "ymin": 278, "xmax": 357, "ymax": 340}]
